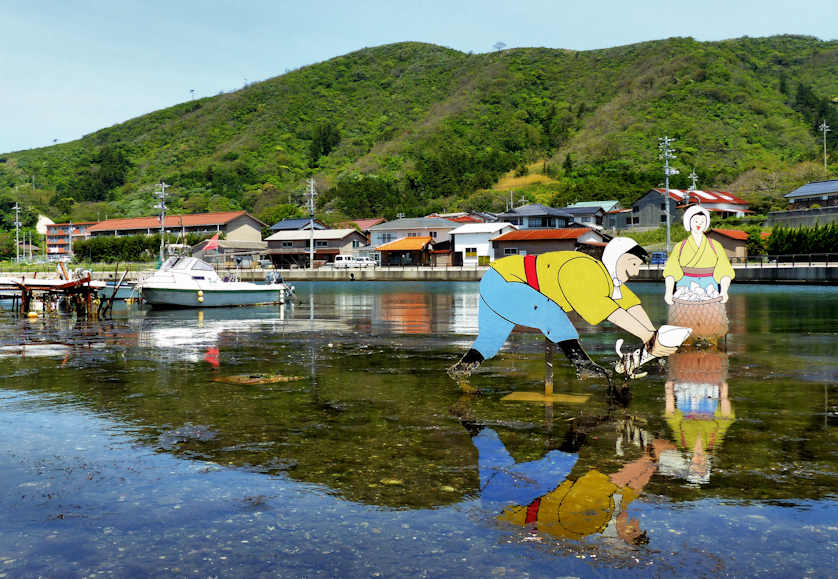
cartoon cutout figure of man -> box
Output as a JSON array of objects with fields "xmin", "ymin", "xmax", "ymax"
[{"xmin": 449, "ymin": 237, "xmax": 678, "ymax": 379}]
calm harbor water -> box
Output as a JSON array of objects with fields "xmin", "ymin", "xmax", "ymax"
[{"xmin": 0, "ymin": 281, "xmax": 835, "ymax": 577}]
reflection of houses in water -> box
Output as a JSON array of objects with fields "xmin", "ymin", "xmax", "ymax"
[
  {"xmin": 375, "ymin": 293, "xmax": 433, "ymax": 334},
  {"xmin": 660, "ymin": 350, "xmax": 734, "ymax": 484},
  {"xmin": 450, "ymin": 291, "xmax": 480, "ymax": 335},
  {"xmin": 371, "ymin": 290, "xmax": 478, "ymax": 335}
]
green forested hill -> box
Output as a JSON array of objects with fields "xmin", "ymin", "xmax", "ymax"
[{"xmin": 1, "ymin": 35, "xmax": 837, "ymax": 229}]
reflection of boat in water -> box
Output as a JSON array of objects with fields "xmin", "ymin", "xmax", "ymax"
[
  {"xmin": 139, "ymin": 256, "xmax": 294, "ymax": 308},
  {"xmin": 97, "ymin": 280, "xmax": 139, "ymax": 301}
]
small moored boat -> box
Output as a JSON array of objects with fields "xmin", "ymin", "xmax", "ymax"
[{"xmin": 140, "ymin": 256, "xmax": 294, "ymax": 308}]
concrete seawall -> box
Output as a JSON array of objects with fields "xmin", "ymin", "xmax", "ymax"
[
  {"xmin": 262, "ymin": 265, "xmax": 838, "ymax": 284},
  {"xmin": 9, "ymin": 264, "xmax": 835, "ymax": 285}
]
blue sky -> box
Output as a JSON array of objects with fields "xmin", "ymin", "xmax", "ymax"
[{"xmin": 1, "ymin": 0, "xmax": 836, "ymax": 154}]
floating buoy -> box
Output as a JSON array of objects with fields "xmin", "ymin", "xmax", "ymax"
[{"xmin": 197, "ymin": 296, "xmax": 204, "ymax": 303}]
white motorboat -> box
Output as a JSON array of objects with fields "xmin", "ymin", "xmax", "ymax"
[{"xmin": 139, "ymin": 256, "xmax": 294, "ymax": 308}]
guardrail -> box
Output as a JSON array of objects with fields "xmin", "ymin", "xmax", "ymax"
[{"xmin": 644, "ymin": 253, "xmax": 838, "ymax": 269}]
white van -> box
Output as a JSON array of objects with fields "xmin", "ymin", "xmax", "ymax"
[
  {"xmin": 332, "ymin": 255, "xmax": 358, "ymax": 268},
  {"xmin": 332, "ymin": 255, "xmax": 376, "ymax": 268}
]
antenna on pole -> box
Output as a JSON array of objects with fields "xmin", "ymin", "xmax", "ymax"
[
  {"xmin": 820, "ymin": 120, "xmax": 831, "ymax": 174},
  {"xmin": 154, "ymin": 182, "xmax": 169, "ymax": 264},
  {"xmin": 658, "ymin": 136, "xmax": 678, "ymax": 254},
  {"xmin": 307, "ymin": 178, "xmax": 317, "ymax": 270},
  {"xmin": 688, "ymin": 169, "xmax": 699, "ymax": 191}
]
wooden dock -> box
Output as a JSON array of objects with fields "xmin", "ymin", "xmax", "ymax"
[{"xmin": 0, "ymin": 273, "xmax": 107, "ymax": 317}]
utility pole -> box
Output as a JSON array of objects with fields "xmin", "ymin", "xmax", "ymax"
[
  {"xmin": 13, "ymin": 203, "xmax": 21, "ymax": 263},
  {"xmin": 820, "ymin": 120, "xmax": 831, "ymax": 174},
  {"xmin": 658, "ymin": 136, "xmax": 678, "ymax": 254},
  {"xmin": 154, "ymin": 182, "xmax": 169, "ymax": 264},
  {"xmin": 307, "ymin": 178, "xmax": 317, "ymax": 270}
]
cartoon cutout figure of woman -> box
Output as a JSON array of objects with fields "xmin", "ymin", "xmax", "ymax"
[
  {"xmin": 663, "ymin": 205, "xmax": 735, "ymax": 305},
  {"xmin": 662, "ymin": 205, "xmax": 735, "ymax": 342}
]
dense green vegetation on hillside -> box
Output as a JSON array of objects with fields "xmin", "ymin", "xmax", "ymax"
[{"xmin": 1, "ymin": 35, "xmax": 837, "ymax": 233}]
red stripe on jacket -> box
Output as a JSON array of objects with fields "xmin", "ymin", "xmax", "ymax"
[{"xmin": 524, "ymin": 255, "xmax": 539, "ymax": 291}]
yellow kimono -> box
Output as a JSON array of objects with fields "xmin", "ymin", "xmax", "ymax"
[{"xmin": 663, "ymin": 235, "xmax": 735, "ymax": 286}]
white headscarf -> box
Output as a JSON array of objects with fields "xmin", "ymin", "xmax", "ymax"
[
  {"xmin": 601, "ymin": 237, "xmax": 640, "ymax": 300},
  {"xmin": 682, "ymin": 205, "xmax": 711, "ymax": 233}
]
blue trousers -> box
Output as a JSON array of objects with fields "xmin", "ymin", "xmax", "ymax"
[
  {"xmin": 471, "ymin": 268, "xmax": 579, "ymax": 360},
  {"xmin": 473, "ymin": 428, "xmax": 578, "ymax": 506}
]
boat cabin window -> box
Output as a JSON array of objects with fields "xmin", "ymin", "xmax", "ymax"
[{"xmin": 191, "ymin": 260, "xmax": 215, "ymax": 272}]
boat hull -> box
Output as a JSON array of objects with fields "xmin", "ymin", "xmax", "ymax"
[{"xmin": 141, "ymin": 286, "xmax": 289, "ymax": 308}]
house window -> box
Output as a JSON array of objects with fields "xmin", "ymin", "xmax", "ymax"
[
  {"xmin": 408, "ymin": 232, "xmax": 417, "ymax": 237},
  {"xmin": 430, "ymin": 231, "xmax": 437, "ymax": 238},
  {"xmin": 381, "ymin": 233, "xmax": 393, "ymax": 243},
  {"xmin": 632, "ymin": 217, "xmax": 639, "ymax": 224},
  {"xmin": 632, "ymin": 206, "xmax": 639, "ymax": 213},
  {"xmin": 315, "ymin": 241, "xmax": 328, "ymax": 248},
  {"xmin": 660, "ymin": 203, "xmax": 666, "ymax": 210},
  {"xmin": 504, "ymin": 248, "xmax": 519, "ymax": 255},
  {"xmin": 465, "ymin": 247, "xmax": 477, "ymax": 258},
  {"xmin": 281, "ymin": 241, "xmax": 293, "ymax": 248},
  {"xmin": 660, "ymin": 215, "xmax": 667, "ymax": 223},
  {"xmin": 352, "ymin": 240, "xmax": 360, "ymax": 248}
]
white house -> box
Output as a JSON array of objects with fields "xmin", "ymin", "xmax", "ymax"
[
  {"xmin": 368, "ymin": 217, "xmax": 461, "ymax": 247},
  {"xmin": 450, "ymin": 222, "xmax": 516, "ymax": 265}
]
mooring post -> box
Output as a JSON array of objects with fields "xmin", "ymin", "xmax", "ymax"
[{"xmin": 545, "ymin": 338, "xmax": 554, "ymax": 397}]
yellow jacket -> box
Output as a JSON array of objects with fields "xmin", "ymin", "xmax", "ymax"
[
  {"xmin": 499, "ymin": 470, "xmax": 638, "ymax": 540},
  {"xmin": 663, "ymin": 235, "xmax": 735, "ymax": 283},
  {"xmin": 491, "ymin": 252, "xmax": 641, "ymax": 326}
]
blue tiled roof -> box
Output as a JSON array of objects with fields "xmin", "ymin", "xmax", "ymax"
[
  {"xmin": 268, "ymin": 218, "xmax": 325, "ymax": 231},
  {"xmin": 496, "ymin": 203, "xmax": 573, "ymax": 218},
  {"xmin": 785, "ymin": 180, "xmax": 838, "ymax": 199}
]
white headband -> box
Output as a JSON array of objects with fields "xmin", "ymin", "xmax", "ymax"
[{"xmin": 682, "ymin": 205, "xmax": 711, "ymax": 232}]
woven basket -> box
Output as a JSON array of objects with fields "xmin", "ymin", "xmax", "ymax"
[{"xmin": 668, "ymin": 298, "xmax": 729, "ymax": 341}]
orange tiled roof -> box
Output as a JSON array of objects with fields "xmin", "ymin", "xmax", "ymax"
[
  {"xmin": 376, "ymin": 236, "xmax": 434, "ymax": 251},
  {"xmin": 711, "ymin": 228, "xmax": 748, "ymax": 241},
  {"xmin": 493, "ymin": 228, "xmax": 593, "ymax": 242},
  {"xmin": 88, "ymin": 211, "xmax": 255, "ymax": 232}
]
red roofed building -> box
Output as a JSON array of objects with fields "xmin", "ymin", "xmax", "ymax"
[
  {"xmin": 87, "ymin": 211, "xmax": 267, "ymax": 242},
  {"xmin": 620, "ymin": 189, "xmax": 750, "ymax": 231},
  {"xmin": 491, "ymin": 227, "xmax": 606, "ymax": 259},
  {"xmin": 707, "ymin": 228, "xmax": 751, "ymax": 260}
]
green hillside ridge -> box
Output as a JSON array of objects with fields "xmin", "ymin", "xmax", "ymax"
[{"xmin": 1, "ymin": 35, "xmax": 837, "ymax": 232}]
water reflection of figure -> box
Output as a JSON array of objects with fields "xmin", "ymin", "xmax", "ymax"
[
  {"xmin": 469, "ymin": 419, "xmax": 673, "ymax": 545},
  {"xmin": 663, "ymin": 205, "xmax": 735, "ymax": 343},
  {"xmin": 659, "ymin": 350, "xmax": 734, "ymax": 484}
]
